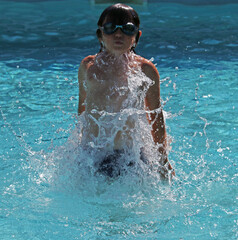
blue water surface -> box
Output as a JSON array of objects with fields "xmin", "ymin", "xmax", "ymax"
[{"xmin": 0, "ymin": 0, "xmax": 237, "ymax": 239}]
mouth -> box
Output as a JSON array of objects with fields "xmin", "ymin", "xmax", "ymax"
[{"xmin": 114, "ymin": 40, "xmax": 123, "ymax": 45}]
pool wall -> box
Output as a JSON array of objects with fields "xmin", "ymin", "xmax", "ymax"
[{"xmin": 4, "ymin": 0, "xmax": 238, "ymax": 4}]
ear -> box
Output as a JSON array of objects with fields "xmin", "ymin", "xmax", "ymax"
[
  {"xmin": 135, "ymin": 30, "xmax": 142, "ymax": 44},
  {"xmin": 96, "ymin": 29, "xmax": 102, "ymax": 40},
  {"xmin": 96, "ymin": 29, "xmax": 105, "ymax": 52}
]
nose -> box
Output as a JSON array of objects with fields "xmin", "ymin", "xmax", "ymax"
[{"xmin": 114, "ymin": 28, "xmax": 123, "ymax": 36}]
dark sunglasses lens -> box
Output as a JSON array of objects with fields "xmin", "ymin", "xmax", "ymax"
[
  {"xmin": 102, "ymin": 23, "xmax": 137, "ymax": 36},
  {"xmin": 122, "ymin": 24, "xmax": 137, "ymax": 35},
  {"xmin": 103, "ymin": 23, "xmax": 116, "ymax": 34}
]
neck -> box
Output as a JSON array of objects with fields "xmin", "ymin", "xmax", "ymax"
[
  {"xmin": 99, "ymin": 49, "xmax": 134, "ymax": 62},
  {"xmin": 104, "ymin": 48, "xmax": 133, "ymax": 57}
]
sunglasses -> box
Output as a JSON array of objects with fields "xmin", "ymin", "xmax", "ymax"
[{"xmin": 100, "ymin": 22, "xmax": 138, "ymax": 36}]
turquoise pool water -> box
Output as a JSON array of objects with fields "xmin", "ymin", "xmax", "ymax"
[{"xmin": 0, "ymin": 1, "xmax": 237, "ymax": 239}]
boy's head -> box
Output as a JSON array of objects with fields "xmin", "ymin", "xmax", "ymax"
[{"xmin": 96, "ymin": 4, "xmax": 141, "ymax": 52}]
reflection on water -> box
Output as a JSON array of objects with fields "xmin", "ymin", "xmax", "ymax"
[
  {"xmin": 0, "ymin": 0, "xmax": 237, "ymax": 239},
  {"xmin": 1, "ymin": 55, "xmax": 237, "ymax": 238}
]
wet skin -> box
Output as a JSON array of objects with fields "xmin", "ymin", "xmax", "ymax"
[{"xmin": 78, "ymin": 24, "xmax": 174, "ymax": 176}]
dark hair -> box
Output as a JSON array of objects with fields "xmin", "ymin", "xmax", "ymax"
[{"xmin": 96, "ymin": 3, "xmax": 140, "ymax": 52}]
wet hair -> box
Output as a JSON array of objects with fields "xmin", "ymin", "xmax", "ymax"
[{"xmin": 96, "ymin": 3, "xmax": 140, "ymax": 52}]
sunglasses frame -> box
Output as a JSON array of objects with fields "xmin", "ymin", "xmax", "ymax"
[{"xmin": 99, "ymin": 22, "xmax": 139, "ymax": 36}]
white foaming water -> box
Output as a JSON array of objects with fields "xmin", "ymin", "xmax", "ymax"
[
  {"xmin": 1, "ymin": 2, "xmax": 237, "ymax": 238},
  {"xmin": 29, "ymin": 52, "xmax": 173, "ymax": 199}
]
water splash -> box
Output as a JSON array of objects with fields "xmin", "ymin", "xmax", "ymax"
[{"xmin": 26, "ymin": 52, "xmax": 174, "ymax": 198}]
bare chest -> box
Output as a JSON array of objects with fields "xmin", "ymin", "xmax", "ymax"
[{"xmin": 87, "ymin": 65, "xmax": 130, "ymax": 100}]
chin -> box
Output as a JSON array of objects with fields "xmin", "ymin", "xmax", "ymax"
[{"xmin": 113, "ymin": 46, "xmax": 129, "ymax": 53}]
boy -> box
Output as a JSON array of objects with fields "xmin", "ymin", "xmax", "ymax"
[{"xmin": 78, "ymin": 4, "xmax": 174, "ymax": 178}]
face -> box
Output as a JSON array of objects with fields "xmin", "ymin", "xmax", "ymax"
[{"xmin": 100, "ymin": 18, "xmax": 141, "ymax": 56}]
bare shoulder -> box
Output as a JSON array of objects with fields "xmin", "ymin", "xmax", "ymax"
[
  {"xmin": 79, "ymin": 55, "xmax": 96, "ymax": 71},
  {"xmin": 135, "ymin": 55, "xmax": 160, "ymax": 80},
  {"xmin": 78, "ymin": 55, "xmax": 96, "ymax": 83}
]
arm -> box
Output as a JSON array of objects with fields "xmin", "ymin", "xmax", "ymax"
[
  {"xmin": 78, "ymin": 61, "xmax": 87, "ymax": 115},
  {"xmin": 142, "ymin": 61, "xmax": 174, "ymax": 175}
]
